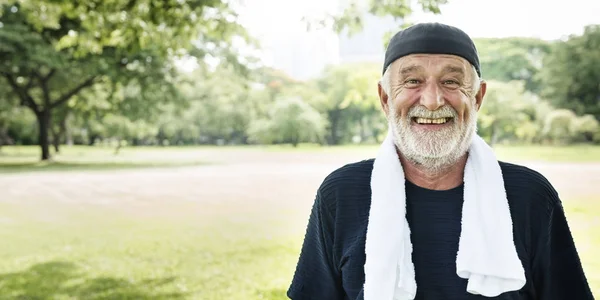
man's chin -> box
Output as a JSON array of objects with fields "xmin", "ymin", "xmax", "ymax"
[
  {"xmin": 400, "ymin": 137, "xmax": 466, "ymax": 164},
  {"xmin": 410, "ymin": 147, "xmax": 455, "ymax": 160},
  {"xmin": 405, "ymin": 134, "xmax": 458, "ymax": 155}
]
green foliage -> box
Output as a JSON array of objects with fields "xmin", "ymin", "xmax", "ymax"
[
  {"xmin": 478, "ymin": 79, "xmax": 599, "ymax": 145},
  {"xmin": 311, "ymin": 63, "xmax": 386, "ymax": 145},
  {"xmin": 3, "ymin": 13, "xmax": 600, "ymax": 151},
  {"xmin": 342, "ymin": 63, "xmax": 381, "ymax": 111},
  {"xmin": 543, "ymin": 109, "xmax": 578, "ymax": 144},
  {"xmin": 179, "ymin": 64, "xmax": 254, "ymax": 145},
  {"xmin": 570, "ymin": 114, "xmax": 600, "ymax": 143},
  {"xmin": 248, "ymin": 97, "xmax": 326, "ymax": 147},
  {"xmin": 103, "ymin": 114, "xmax": 131, "ymax": 138},
  {"xmin": 2, "ymin": 106, "xmax": 38, "ymax": 145},
  {"xmin": 478, "ymin": 81, "xmax": 537, "ymax": 144},
  {"xmin": 540, "ymin": 25, "xmax": 600, "ymax": 120},
  {"xmin": 0, "ymin": 0, "xmax": 247, "ymax": 59},
  {"xmin": 474, "ymin": 37, "xmax": 551, "ymax": 93},
  {"xmin": 0, "ymin": 0, "xmax": 251, "ymax": 159}
]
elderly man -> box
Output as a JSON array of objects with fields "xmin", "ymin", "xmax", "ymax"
[{"xmin": 287, "ymin": 23, "xmax": 593, "ymax": 300}]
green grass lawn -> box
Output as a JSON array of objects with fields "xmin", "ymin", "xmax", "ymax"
[
  {"xmin": 493, "ymin": 144, "xmax": 600, "ymax": 162},
  {"xmin": 0, "ymin": 146, "xmax": 214, "ymax": 173},
  {"xmin": 0, "ymin": 197, "xmax": 597, "ymax": 299},
  {"xmin": 1, "ymin": 143, "xmax": 599, "ymax": 173},
  {"xmin": 0, "ymin": 201, "xmax": 306, "ymax": 300},
  {"xmin": 564, "ymin": 199, "xmax": 600, "ymax": 296}
]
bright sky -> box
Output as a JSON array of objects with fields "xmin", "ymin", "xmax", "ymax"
[
  {"xmin": 238, "ymin": 0, "xmax": 600, "ymax": 40},
  {"xmin": 227, "ymin": 0, "xmax": 600, "ymax": 78},
  {"xmin": 409, "ymin": 0, "xmax": 600, "ymax": 40}
]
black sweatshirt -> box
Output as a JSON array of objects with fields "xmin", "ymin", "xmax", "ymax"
[{"xmin": 287, "ymin": 159, "xmax": 594, "ymax": 300}]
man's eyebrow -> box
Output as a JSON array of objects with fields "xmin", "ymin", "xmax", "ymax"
[
  {"xmin": 400, "ymin": 65, "xmax": 425, "ymax": 76},
  {"xmin": 441, "ymin": 65, "xmax": 466, "ymax": 76}
]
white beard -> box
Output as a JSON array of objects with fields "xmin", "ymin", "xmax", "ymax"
[{"xmin": 389, "ymin": 103, "xmax": 478, "ymax": 173}]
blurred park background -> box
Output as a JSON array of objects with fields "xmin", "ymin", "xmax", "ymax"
[{"xmin": 0, "ymin": 0, "xmax": 599, "ymax": 299}]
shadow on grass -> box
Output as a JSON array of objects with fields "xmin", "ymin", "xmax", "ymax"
[
  {"xmin": 0, "ymin": 261, "xmax": 188, "ymax": 299},
  {"xmin": 0, "ymin": 161, "xmax": 212, "ymax": 174}
]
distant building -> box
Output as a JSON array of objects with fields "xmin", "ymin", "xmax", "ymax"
[
  {"xmin": 335, "ymin": 0, "xmax": 401, "ymax": 66},
  {"xmin": 337, "ymin": 13, "xmax": 399, "ymax": 65},
  {"xmin": 263, "ymin": 2, "xmax": 402, "ymax": 80}
]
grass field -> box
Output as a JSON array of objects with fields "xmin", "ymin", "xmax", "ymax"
[
  {"xmin": 1, "ymin": 143, "xmax": 599, "ymax": 173},
  {"xmin": 0, "ymin": 145, "xmax": 598, "ymax": 299}
]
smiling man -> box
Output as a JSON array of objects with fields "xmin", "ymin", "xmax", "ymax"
[{"xmin": 287, "ymin": 23, "xmax": 594, "ymax": 300}]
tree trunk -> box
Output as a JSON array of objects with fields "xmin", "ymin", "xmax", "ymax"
[
  {"xmin": 37, "ymin": 110, "xmax": 51, "ymax": 161},
  {"xmin": 51, "ymin": 113, "xmax": 68, "ymax": 153},
  {"xmin": 328, "ymin": 109, "xmax": 341, "ymax": 145},
  {"xmin": 51, "ymin": 126, "xmax": 60, "ymax": 154},
  {"xmin": 53, "ymin": 137, "xmax": 60, "ymax": 153},
  {"xmin": 114, "ymin": 139, "xmax": 122, "ymax": 155},
  {"xmin": 3, "ymin": 70, "xmax": 94, "ymax": 160},
  {"xmin": 88, "ymin": 133, "xmax": 98, "ymax": 146},
  {"xmin": 0, "ymin": 126, "xmax": 11, "ymax": 148}
]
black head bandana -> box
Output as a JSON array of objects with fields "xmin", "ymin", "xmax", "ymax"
[{"xmin": 382, "ymin": 22, "xmax": 481, "ymax": 77}]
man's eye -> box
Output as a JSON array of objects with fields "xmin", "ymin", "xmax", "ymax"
[
  {"xmin": 405, "ymin": 79, "xmax": 420, "ymax": 84},
  {"xmin": 443, "ymin": 80, "xmax": 459, "ymax": 85}
]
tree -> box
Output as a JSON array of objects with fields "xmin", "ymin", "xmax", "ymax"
[
  {"xmin": 0, "ymin": 86, "xmax": 16, "ymax": 148},
  {"xmin": 540, "ymin": 25, "xmax": 600, "ymax": 121},
  {"xmin": 248, "ymin": 97, "xmax": 325, "ymax": 147},
  {"xmin": 0, "ymin": 0, "xmax": 249, "ymax": 160},
  {"xmin": 542, "ymin": 109, "xmax": 577, "ymax": 145},
  {"xmin": 340, "ymin": 63, "xmax": 386, "ymax": 143},
  {"xmin": 312, "ymin": 64, "xmax": 354, "ymax": 145},
  {"xmin": 310, "ymin": 62, "xmax": 385, "ymax": 145},
  {"xmin": 178, "ymin": 63, "xmax": 255, "ymax": 145},
  {"xmin": 570, "ymin": 114, "xmax": 600, "ymax": 144},
  {"xmin": 478, "ymin": 81, "xmax": 538, "ymax": 145},
  {"xmin": 1, "ymin": 106, "xmax": 38, "ymax": 146},
  {"xmin": 101, "ymin": 113, "xmax": 157, "ymax": 154},
  {"xmin": 474, "ymin": 37, "xmax": 551, "ymax": 93}
]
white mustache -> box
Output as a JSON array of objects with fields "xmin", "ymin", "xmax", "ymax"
[{"xmin": 407, "ymin": 106, "xmax": 457, "ymax": 119}]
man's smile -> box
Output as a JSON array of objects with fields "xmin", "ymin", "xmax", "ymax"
[
  {"xmin": 411, "ymin": 117, "xmax": 455, "ymax": 130},
  {"xmin": 412, "ymin": 117, "xmax": 452, "ymax": 124}
]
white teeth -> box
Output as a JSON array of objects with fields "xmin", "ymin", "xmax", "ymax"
[{"xmin": 415, "ymin": 117, "xmax": 449, "ymax": 124}]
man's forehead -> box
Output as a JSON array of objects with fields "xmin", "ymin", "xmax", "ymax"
[{"xmin": 391, "ymin": 54, "xmax": 470, "ymax": 72}]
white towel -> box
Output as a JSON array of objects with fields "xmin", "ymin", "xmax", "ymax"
[{"xmin": 363, "ymin": 130, "xmax": 526, "ymax": 300}]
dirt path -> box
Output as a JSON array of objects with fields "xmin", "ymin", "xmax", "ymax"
[{"xmin": 1, "ymin": 150, "xmax": 598, "ymax": 209}]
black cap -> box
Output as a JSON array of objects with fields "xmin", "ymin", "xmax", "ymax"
[{"xmin": 382, "ymin": 23, "xmax": 481, "ymax": 77}]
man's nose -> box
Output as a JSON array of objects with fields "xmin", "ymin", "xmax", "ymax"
[{"xmin": 419, "ymin": 81, "xmax": 444, "ymax": 111}]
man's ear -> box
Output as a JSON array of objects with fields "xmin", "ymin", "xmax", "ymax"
[
  {"xmin": 475, "ymin": 80, "xmax": 487, "ymax": 111},
  {"xmin": 378, "ymin": 82, "xmax": 390, "ymax": 118}
]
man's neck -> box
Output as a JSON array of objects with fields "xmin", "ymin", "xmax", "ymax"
[{"xmin": 399, "ymin": 153, "xmax": 468, "ymax": 191}]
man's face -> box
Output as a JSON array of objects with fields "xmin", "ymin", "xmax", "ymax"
[{"xmin": 379, "ymin": 54, "xmax": 486, "ymax": 171}]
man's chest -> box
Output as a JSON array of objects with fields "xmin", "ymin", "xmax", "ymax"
[{"xmin": 335, "ymin": 199, "xmax": 535, "ymax": 300}]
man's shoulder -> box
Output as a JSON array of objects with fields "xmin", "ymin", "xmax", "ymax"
[
  {"xmin": 498, "ymin": 161, "xmax": 561, "ymax": 208},
  {"xmin": 498, "ymin": 161, "xmax": 556, "ymax": 189},
  {"xmin": 317, "ymin": 158, "xmax": 374, "ymax": 199}
]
